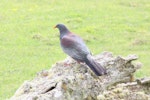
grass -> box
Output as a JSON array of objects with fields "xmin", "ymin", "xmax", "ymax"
[{"xmin": 0, "ymin": 0, "xmax": 150, "ymax": 99}]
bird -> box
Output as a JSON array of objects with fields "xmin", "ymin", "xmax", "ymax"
[{"xmin": 54, "ymin": 24, "xmax": 107, "ymax": 76}]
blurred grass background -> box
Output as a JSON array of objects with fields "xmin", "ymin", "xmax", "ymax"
[{"xmin": 0, "ymin": 0, "xmax": 150, "ymax": 99}]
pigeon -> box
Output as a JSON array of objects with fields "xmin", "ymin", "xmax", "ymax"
[{"xmin": 54, "ymin": 24, "xmax": 106, "ymax": 76}]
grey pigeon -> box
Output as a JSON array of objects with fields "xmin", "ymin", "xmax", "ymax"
[{"xmin": 54, "ymin": 24, "xmax": 106, "ymax": 76}]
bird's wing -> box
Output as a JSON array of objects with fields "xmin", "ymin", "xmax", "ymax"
[{"xmin": 61, "ymin": 34, "xmax": 90, "ymax": 60}]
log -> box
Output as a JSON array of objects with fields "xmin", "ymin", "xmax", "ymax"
[
  {"xmin": 10, "ymin": 52, "xmax": 150, "ymax": 100},
  {"xmin": 137, "ymin": 78, "xmax": 150, "ymax": 85}
]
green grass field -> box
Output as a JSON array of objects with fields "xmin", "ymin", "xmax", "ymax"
[{"xmin": 0, "ymin": 0, "xmax": 150, "ymax": 99}]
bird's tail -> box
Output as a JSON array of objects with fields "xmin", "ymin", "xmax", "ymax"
[{"xmin": 85, "ymin": 54, "xmax": 107, "ymax": 76}]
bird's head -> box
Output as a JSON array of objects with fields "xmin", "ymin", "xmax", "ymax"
[
  {"xmin": 54, "ymin": 24, "xmax": 65, "ymax": 29},
  {"xmin": 54, "ymin": 24, "xmax": 70, "ymax": 33}
]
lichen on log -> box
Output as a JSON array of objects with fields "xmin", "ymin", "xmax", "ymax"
[{"xmin": 10, "ymin": 52, "xmax": 150, "ymax": 100}]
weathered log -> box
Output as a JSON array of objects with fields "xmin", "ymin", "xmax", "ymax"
[
  {"xmin": 137, "ymin": 78, "xmax": 150, "ymax": 85},
  {"xmin": 10, "ymin": 52, "xmax": 150, "ymax": 100}
]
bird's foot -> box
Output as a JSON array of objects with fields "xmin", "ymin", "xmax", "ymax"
[
  {"xmin": 77, "ymin": 61, "xmax": 81, "ymax": 64},
  {"xmin": 63, "ymin": 63, "xmax": 71, "ymax": 67}
]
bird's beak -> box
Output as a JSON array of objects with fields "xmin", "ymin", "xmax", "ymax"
[{"xmin": 54, "ymin": 26, "xmax": 57, "ymax": 29}]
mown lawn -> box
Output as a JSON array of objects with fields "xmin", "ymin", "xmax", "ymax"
[{"xmin": 0, "ymin": 0, "xmax": 150, "ymax": 99}]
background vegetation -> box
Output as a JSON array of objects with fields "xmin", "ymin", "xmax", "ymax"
[{"xmin": 0, "ymin": 0, "xmax": 150, "ymax": 99}]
